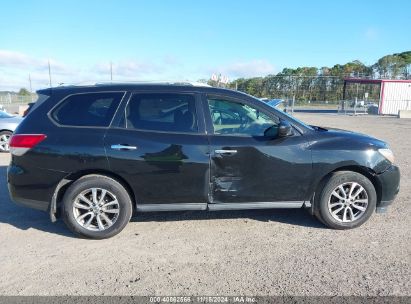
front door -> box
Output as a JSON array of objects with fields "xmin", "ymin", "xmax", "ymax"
[
  {"xmin": 105, "ymin": 92, "xmax": 210, "ymax": 205},
  {"xmin": 204, "ymin": 94, "xmax": 312, "ymax": 204}
]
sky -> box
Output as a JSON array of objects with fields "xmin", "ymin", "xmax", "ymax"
[{"xmin": 0, "ymin": 0, "xmax": 410, "ymax": 91}]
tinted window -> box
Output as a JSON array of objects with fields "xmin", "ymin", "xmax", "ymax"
[
  {"xmin": 208, "ymin": 97, "xmax": 279, "ymax": 136},
  {"xmin": 52, "ymin": 92, "xmax": 124, "ymax": 127},
  {"xmin": 125, "ymin": 93, "xmax": 198, "ymax": 133}
]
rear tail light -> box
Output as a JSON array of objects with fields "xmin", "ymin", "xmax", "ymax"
[{"xmin": 9, "ymin": 134, "xmax": 47, "ymax": 156}]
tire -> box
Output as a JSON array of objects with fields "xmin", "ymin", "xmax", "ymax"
[
  {"xmin": 62, "ymin": 175, "xmax": 133, "ymax": 239},
  {"xmin": 0, "ymin": 130, "xmax": 12, "ymax": 153},
  {"xmin": 315, "ymin": 171, "xmax": 376, "ymax": 229}
]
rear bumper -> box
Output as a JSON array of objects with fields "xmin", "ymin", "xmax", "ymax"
[
  {"xmin": 7, "ymin": 163, "xmax": 67, "ymax": 213},
  {"xmin": 375, "ymin": 164, "xmax": 400, "ymax": 212},
  {"xmin": 7, "ymin": 191, "xmax": 49, "ymax": 211}
]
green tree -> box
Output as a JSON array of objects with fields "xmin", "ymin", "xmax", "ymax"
[
  {"xmin": 212, "ymin": 50, "xmax": 410, "ymax": 104},
  {"xmin": 373, "ymin": 51, "xmax": 411, "ymax": 78},
  {"xmin": 18, "ymin": 88, "xmax": 31, "ymax": 96}
]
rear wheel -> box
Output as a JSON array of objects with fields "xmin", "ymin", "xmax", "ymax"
[
  {"xmin": 62, "ymin": 175, "xmax": 132, "ymax": 239},
  {"xmin": 316, "ymin": 171, "xmax": 376, "ymax": 229},
  {"xmin": 0, "ymin": 130, "xmax": 12, "ymax": 152}
]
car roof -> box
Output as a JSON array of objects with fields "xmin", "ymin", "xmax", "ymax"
[
  {"xmin": 39, "ymin": 81, "xmax": 212, "ymax": 92},
  {"xmin": 36, "ymin": 82, "xmax": 255, "ymax": 99}
]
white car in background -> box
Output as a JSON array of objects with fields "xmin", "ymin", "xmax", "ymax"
[{"xmin": 0, "ymin": 110, "xmax": 23, "ymax": 152}]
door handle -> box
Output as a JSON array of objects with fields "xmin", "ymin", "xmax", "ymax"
[
  {"xmin": 111, "ymin": 144, "xmax": 138, "ymax": 151},
  {"xmin": 215, "ymin": 149, "xmax": 237, "ymax": 155}
]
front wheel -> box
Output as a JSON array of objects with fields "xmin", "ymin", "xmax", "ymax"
[
  {"xmin": 62, "ymin": 175, "xmax": 133, "ymax": 239},
  {"xmin": 316, "ymin": 171, "xmax": 377, "ymax": 229}
]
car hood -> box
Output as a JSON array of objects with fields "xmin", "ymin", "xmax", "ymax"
[
  {"xmin": 3, "ymin": 116, "xmax": 24, "ymax": 123},
  {"xmin": 311, "ymin": 125, "xmax": 388, "ymax": 149},
  {"xmin": 0, "ymin": 116, "xmax": 24, "ymax": 130},
  {"xmin": 1, "ymin": 116, "xmax": 23, "ymax": 124}
]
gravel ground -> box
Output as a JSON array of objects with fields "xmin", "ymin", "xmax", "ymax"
[{"xmin": 0, "ymin": 113, "xmax": 410, "ymax": 296}]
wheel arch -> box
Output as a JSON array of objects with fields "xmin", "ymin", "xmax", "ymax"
[
  {"xmin": 50, "ymin": 169, "xmax": 136, "ymax": 221},
  {"xmin": 310, "ymin": 165, "xmax": 382, "ymax": 216}
]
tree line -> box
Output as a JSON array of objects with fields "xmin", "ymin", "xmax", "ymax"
[{"xmin": 206, "ymin": 51, "xmax": 411, "ymax": 104}]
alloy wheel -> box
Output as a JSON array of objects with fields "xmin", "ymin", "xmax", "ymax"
[
  {"xmin": 72, "ymin": 188, "xmax": 120, "ymax": 231},
  {"xmin": 328, "ymin": 182, "xmax": 369, "ymax": 223},
  {"xmin": 0, "ymin": 134, "xmax": 10, "ymax": 152}
]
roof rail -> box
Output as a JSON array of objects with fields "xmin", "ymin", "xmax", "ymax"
[{"xmin": 58, "ymin": 80, "xmax": 211, "ymax": 87}]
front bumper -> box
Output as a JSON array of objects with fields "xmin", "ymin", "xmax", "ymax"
[{"xmin": 375, "ymin": 164, "xmax": 400, "ymax": 213}]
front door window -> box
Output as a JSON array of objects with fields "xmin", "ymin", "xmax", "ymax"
[{"xmin": 207, "ymin": 97, "xmax": 279, "ymax": 137}]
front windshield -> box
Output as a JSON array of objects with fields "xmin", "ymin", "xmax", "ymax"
[{"xmin": 0, "ymin": 111, "xmax": 13, "ymax": 118}]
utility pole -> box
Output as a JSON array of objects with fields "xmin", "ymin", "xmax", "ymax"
[
  {"xmin": 48, "ymin": 60, "xmax": 52, "ymax": 87},
  {"xmin": 110, "ymin": 61, "xmax": 113, "ymax": 81},
  {"xmin": 354, "ymin": 82, "xmax": 359, "ymax": 115},
  {"xmin": 29, "ymin": 73, "xmax": 34, "ymax": 101},
  {"xmin": 29, "ymin": 73, "xmax": 32, "ymax": 93},
  {"xmin": 289, "ymin": 75, "xmax": 292, "ymax": 113}
]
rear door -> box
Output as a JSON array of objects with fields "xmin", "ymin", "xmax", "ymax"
[
  {"xmin": 104, "ymin": 91, "xmax": 210, "ymax": 205},
  {"xmin": 204, "ymin": 94, "xmax": 312, "ymax": 204},
  {"xmin": 41, "ymin": 91, "xmax": 125, "ymax": 173}
]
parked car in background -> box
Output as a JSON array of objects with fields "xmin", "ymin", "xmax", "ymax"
[
  {"xmin": 365, "ymin": 102, "xmax": 378, "ymax": 108},
  {"xmin": 350, "ymin": 100, "xmax": 365, "ymax": 107},
  {"xmin": 267, "ymin": 99, "xmax": 286, "ymax": 111},
  {"xmin": 367, "ymin": 105, "xmax": 379, "ymax": 115},
  {"xmin": 8, "ymin": 82, "xmax": 400, "ymax": 239},
  {"xmin": 0, "ymin": 110, "xmax": 23, "ymax": 152}
]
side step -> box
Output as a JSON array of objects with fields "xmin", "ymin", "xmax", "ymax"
[
  {"xmin": 137, "ymin": 203, "xmax": 207, "ymax": 212},
  {"xmin": 136, "ymin": 201, "xmax": 306, "ymax": 212},
  {"xmin": 208, "ymin": 201, "xmax": 305, "ymax": 211}
]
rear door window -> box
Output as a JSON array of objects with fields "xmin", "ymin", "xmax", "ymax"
[
  {"xmin": 51, "ymin": 92, "xmax": 124, "ymax": 127},
  {"xmin": 125, "ymin": 93, "xmax": 198, "ymax": 133}
]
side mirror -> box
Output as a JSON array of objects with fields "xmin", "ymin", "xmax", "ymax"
[
  {"xmin": 264, "ymin": 125, "xmax": 279, "ymax": 138},
  {"xmin": 264, "ymin": 120, "xmax": 293, "ymax": 138},
  {"xmin": 278, "ymin": 120, "xmax": 293, "ymax": 137}
]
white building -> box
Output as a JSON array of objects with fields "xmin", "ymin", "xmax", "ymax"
[
  {"xmin": 380, "ymin": 80, "xmax": 411, "ymax": 115},
  {"xmin": 344, "ymin": 79, "xmax": 411, "ymax": 115}
]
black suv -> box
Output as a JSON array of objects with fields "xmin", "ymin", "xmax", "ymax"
[{"xmin": 8, "ymin": 82, "xmax": 400, "ymax": 239}]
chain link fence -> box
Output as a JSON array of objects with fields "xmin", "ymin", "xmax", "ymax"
[
  {"xmin": 0, "ymin": 94, "xmax": 36, "ymax": 105},
  {"xmin": 230, "ymin": 75, "xmax": 383, "ymax": 115},
  {"xmin": 0, "ymin": 94, "xmax": 35, "ymax": 114}
]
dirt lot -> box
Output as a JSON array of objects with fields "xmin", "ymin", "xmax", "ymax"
[{"xmin": 0, "ymin": 113, "xmax": 410, "ymax": 296}]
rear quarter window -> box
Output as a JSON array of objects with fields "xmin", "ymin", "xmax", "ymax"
[{"xmin": 51, "ymin": 92, "xmax": 124, "ymax": 127}]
